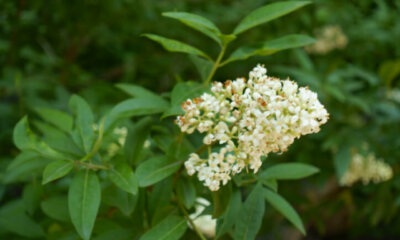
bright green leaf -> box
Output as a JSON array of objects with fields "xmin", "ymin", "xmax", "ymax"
[
  {"xmin": 142, "ymin": 34, "xmax": 211, "ymax": 60},
  {"xmin": 109, "ymin": 164, "xmax": 138, "ymax": 195},
  {"xmin": 233, "ymin": 1, "xmax": 311, "ymax": 34},
  {"xmin": 42, "ymin": 160, "xmax": 74, "ymax": 184},
  {"xmin": 136, "ymin": 156, "xmax": 181, "ymax": 187},
  {"xmin": 139, "ymin": 215, "xmax": 187, "ymax": 240},
  {"xmin": 68, "ymin": 170, "xmax": 101, "ymax": 240},
  {"xmin": 259, "ymin": 163, "xmax": 319, "ymax": 180},
  {"xmin": 263, "ymin": 188, "xmax": 305, "ymax": 235},
  {"xmin": 222, "ymin": 34, "xmax": 315, "ymax": 65}
]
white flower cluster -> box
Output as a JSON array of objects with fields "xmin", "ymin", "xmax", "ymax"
[
  {"xmin": 176, "ymin": 65, "xmax": 329, "ymax": 191},
  {"xmin": 341, "ymin": 151, "xmax": 393, "ymax": 186},
  {"xmin": 305, "ymin": 25, "xmax": 348, "ymax": 54}
]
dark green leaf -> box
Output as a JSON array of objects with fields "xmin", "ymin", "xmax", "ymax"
[
  {"xmin": 233, "ymin": 1, "xmax": 311, "ymax": 34},
  {"xmin": 102, "ymin": 185, "xmax": 138, "ymax": 216},
  {"xmin": 42, "ymin": 160, "xmax": 74, "ymax": 184},
  {"xmin": 41, "ymin": 195, "xmax": 70, "ymax": 222},
  {"xmin": 216, "ymin": 190, "xmax": 242, "ymax": 238},
  {"xmin": 261, "ymin": 178, "xmax": 278, "ymax": 192},
  {"xmin": 234, "ymin": 184, "xmax": 265, "ymax": 240},
  {"xmin": 34, "ymin": 107, "xmax": 73, "ymax": 133},
  {"xmin": 259, "ymin": 163, "xmax": 319, "ymax": 180},
  {"xmin": 68, "ymin": 170, "xmax": 101, "ymax": 240},
  {"xmin": 177, "ymin": 178, "xmax": 196, "ymax": 209},
  {"xmin": 116, "ymin": 83, "xmax": 169, "ymax": 104},
  {"xmin": 149, "ymin": 177, "xmax": 173, "ymax": 219},
  {"xmin": 222, "ymin": 34, "xmax": 315, "ymax": 65},
  {"xmin": 334, "ymin": 145, "xmax": 351, "ymax": 182},
  {"xmin": 212, "ymin": 182, "xmax": 232, "ymax": 218},
  {"xmin": 109, "ymin": 164, "xmax": 138, "ymax": 195},
  {"xmin": 263, "ymin": 188, "xmax": 305, "ymax": 235},
  {"xmin": 136, "ymin": 156, "xmax": 181, "ymax": 187},
  {"xmin": 22, "ymin": 182, "xmax": 43, "ymax": 216},
  {"xmin": 162, "ymin": 12, "xmax": 222, "ymax": 45},
  {"xmin": 189, "ymin": 55, "xmax": 213, "ymax": 81},
  {"xmin": 139, "ymin": 215, "xmax": 187, "ymax": 240},
  {"xmin": 142, "ymin": 34, "xmax": 211, "ymax": 60},
  {"xmin": 125, "ymin": 117, "xmax": 153, "ymax": 165},
  {"xmin": 109, "ymin": 98, "xmax": 169, "ymax": 120}
]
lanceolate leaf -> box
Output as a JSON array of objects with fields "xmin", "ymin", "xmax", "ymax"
[
  {"xmin": 259, "ymin": 163, "xmax": 319, "ymax": 180},
  {"xmin": 233, "ymin": 1, "xmax": 311, "ymax": 34},
  {"xmin": 69, "ymin": 95, "xmax": 95, "ymax": 154},
  {"xmin": 108, "ymin": 164, "xmax": 138, "ymax": 195},
  {"xmin": 109, "ymin": 98, "xmax": 169, "ymax": 120},
  {"xmin": 116, "ymin": 83, "xmax": 168, "ymax": 104},
  {"xmin": 216, "ymin": 190, "xmax": 242, "ymax": 238},
  {"xmin": 142, "ymin": 34, "xmax": 211, "ymax": 60},
  {"xmin": 334, "ymin": 145, "xmax": 351, "ymax": 182},
  {"xmin": 263, "ymin": 188, "xmax": 306, "ymax": 235},
  {"xmin": 162, "ymin": 12, "xmax": 222, "ymax": 45},
  {"xmin": 42, "ymin": 160, "xmax": 74, "ymax": 184},
  {"xmin": 222, "ymin": 34, "xmax": 315, "ymax": 65},
  {"xmin": 136, "ymin": 156, "xmax": 181, "ymax": 187},
  {"xmin": 41, "ymin": 196, "xmax": 70, "ymax": 222},
  {"xmin": 234, "ymin": 184, "xmax": 265, "ymax": 240},
  {"xmin": 34, "ymin": 107, "xmax": 73, "ymax": 133},
  {"xmin": 68, "ymin": 170, "xmax": 101, "ymax": 240},
  {"xmin": 176, "ymin": 178, "xmax": 196, "ymax": 209},
  {"xmin": 212, "ymin": 182, "xmax": 232, "ymax": 218},
  {"xmin": 125, "ymin": 117, "xmax": 153, "ymax": 165},
  {"xmin": 139, "ymin": 215, "xmax": 187, "ymax": 240}
]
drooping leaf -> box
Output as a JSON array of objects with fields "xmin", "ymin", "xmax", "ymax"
[
  {"xmin": 108, "ymin": 164, "xmax": 138, "ymax": 195},
  {"xmin": 41, "ymin": 195, "xmax": 70, "ymax": 222},
  {"xmin": 142, "ymin": 34, "xmax": 211, "ymax": 60},
  {"xmin": 136, "ymin": 156, "xmax": 181, "ymax": 187},
  {"xmin": 234, "ymin": 184, "xmax": 265, "ymax": 240},
  {"xmin": 263, "ymin": 188, "xmax": 306, "ymax": 235},
  {"xmin": 116, "ymin": 83, "xmax": 169, "ymax": 104},
  {"xmin": 42, "ymin": 160, "xmax": 74, "ymax": 184},
  {"xmin": 222, "ymin": 34, "xmax": 315, "ymax": 65},
  {"xmin": 69, "ymin": 95, "xmax": 95, "ymax": 154},
  {"xmin": 162, "ymin": 12, "xmax": 222, "ymax": 45},
  {"xmin": 216, "ymin": 190, "xmax": 242, "ymax": 238},
  {"xmin": 212, "ymin": 182, "xmax": 232, "ymax": 218},
  {"xmin": 233, "ymin": 1, "xmax": 311, "ymax": 34},
  {"xmin": 0, "ymin": 200, "xmax": 44, "ymax": 238},
  {"xmin": 259, "ymin": 163, "xmax": 319, "ymax": 180},
  {"xmin": 34, "ymin": 107, "xmax": 73, "ymax": 133},
  {"xmin": 176, "ymin": 178, "xmax": 196, "ymax": 209},
  {"xmin": 139, "ymin": 215, "xmax": 187, "ymax": 240},
  {"xmin": 68, "ymin": 170, "xmax": 101, "ymax": 240}
]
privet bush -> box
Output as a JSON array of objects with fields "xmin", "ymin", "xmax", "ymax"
[{"xmin": 3, "ymin": 1, "xmax": 343, "ymax": 239}]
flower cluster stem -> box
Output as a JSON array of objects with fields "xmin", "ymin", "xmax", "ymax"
[{"xmin": 204, "ymin": 44, "xmax": 227, "ymax": 86}]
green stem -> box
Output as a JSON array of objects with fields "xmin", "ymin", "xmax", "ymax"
[
  {"xmin": 80, "ymin": 117, "xmax": 106, "ymax": 162},
  {"xmin": 177, "ymin": 197, "xmax": 207, "ymax": 240},
  {"xmin": 204, "ymin": 44, "xmax": 227, "ymax": 86}
]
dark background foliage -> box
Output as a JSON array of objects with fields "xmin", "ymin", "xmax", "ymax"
[{"xmin": 1, "ymin": 0, "xmax": 400, "ymax": 239}]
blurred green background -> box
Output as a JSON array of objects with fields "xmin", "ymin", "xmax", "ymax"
[{"xmin": 1, "ymin": 0, "xmax": 400, "ymax": 239}]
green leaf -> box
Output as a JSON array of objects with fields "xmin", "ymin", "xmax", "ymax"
[
  {"xmin": 116, "ymin": 83, "xmax": 169, "ymax": 104},
  {"xmin": 139, "ymin": 215, "xmax": 187, "ymax": 240},
  {"xmin": 222, "ymin": 34, "xmax": 315, "ymax": 65},
  {"xmin": 69, "ymin": 95, "xmax": 95, "ymax": 153},
  {"xmin": 42, "ymin": 160, "xmax": 74, "ymax": 184},
  {"xmin": 334, "ymin": 145, "xmax": 351, "ymax": 182},
  {"xmin": 162, "ymin": 12, "xmax": 222, "ymax": 45},
  {"xmin": 261, "ymin": 178, "xmax": 278, "ymax": 192},
  {"xmin": 176, "ymin": 178, "xmax": 196, "ymax": 209},
  {"xmin": 216, "ymin": 190, "xmax": 242, "ymax": 238},
  {"xmin": 136, "ymin": 156, "xmax": 181, "ymax": 187},
  {"xmin": 142, "ymin": 34, "xmax": 211, "ymax": 60},
  {"xmin": 109, "ymin": 98, "xmax": 169, "ymax": 120},
  {"xmin": 149, "ymin": 177, "xmax": 173, "ymax": 219},
  {"xmin": 259, "ymin": 163, "xmax": 319, "ymax": 180},
  {"xmin": 68, "ymin": 170, "xmax": 101, "ymax": 240},
  {"xmin": 263, "ymin": 188, "xmax": 305, "ymax": 235},
  {"xmin": 102, "ymin": 185, "xmax": 138, "ymax": 216},
  {"xmin": 109, "ymin": 164, "xmax": 138, "ymax": 195},
  {"xmin": 234, "ymin": 184, "xmax": 265, "ymax": 240},
  {"xmin": 125, "ymin": 117, "xmax": 153, "ymax": 165},
  {"xmin": 0, "ymin": 200, "xmax": 44, "ymax": 238},
  {"xmin": 162, "ymin": 81, "xmax": 210, "ymax": 118},
  {"xmin": 34, "ymin": 107, "xmax": 73, "ymax": 133},
  {"xmin": 212, "ymin": 182, "xmax": 232, "ymax": 218},
  {"xmin": 233, "ymin": 1, "xmax": 311, "ymax": 34},
  {"xmin": 22, "ymin": 182, "xmax": 43, "ymax": 216},
  {"xmin": 41, "ymin": 195, "xmax": 70, "ymax": 222}
]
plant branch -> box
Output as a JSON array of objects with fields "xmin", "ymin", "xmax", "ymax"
[
  {"xmin": 177, "ymin": 197, "xmax": 207, "ymax": 240},
  {"xmin": 204, "ymin": 44, "xmax": 227, "ymax": 86}
]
